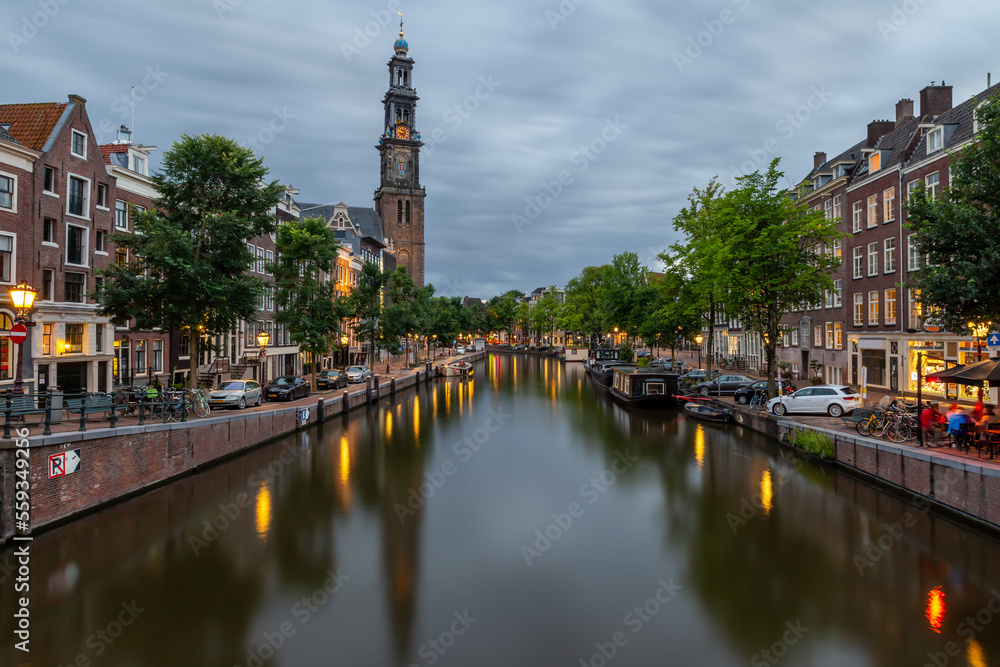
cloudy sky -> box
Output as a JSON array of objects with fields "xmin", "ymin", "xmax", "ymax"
[{"xmin": 4, "ymin": 0, "xmax": 996, "ymax": 298}]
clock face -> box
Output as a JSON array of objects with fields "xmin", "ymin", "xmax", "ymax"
[{"xmin": 395, "ymin": 125, "xmax": 410, "ymax": 140}]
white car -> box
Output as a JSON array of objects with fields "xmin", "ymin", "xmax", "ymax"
[
  {"xmin": 455, "ymin": 346, "xmax": 466, "ymax": 355},
  {"xmin": 766, "ymin": 385, "xmax": 861, "ymax": 417}
]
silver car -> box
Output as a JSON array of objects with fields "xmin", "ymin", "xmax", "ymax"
[
  {"xmin": 208, "ymin": 380, "xmax": 263, "ymax": 409},
  {"xmin": 345, "ymin": 365, "xmax": 373, "ymax": 383}
]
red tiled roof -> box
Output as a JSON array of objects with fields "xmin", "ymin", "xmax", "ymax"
[
  {"xmin": 0, "ymin": 103, "xmax": 67, "ymax": 151},
  {"xmin": 99, "ymin": 143, "xmax": 130, "ymax": 164}
]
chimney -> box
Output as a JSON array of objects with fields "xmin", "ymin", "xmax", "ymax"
[
  {"xmin": 867, "ymin": 120, "xmax": 895, "ymax": 148},
  {"xmin": 895, "ymin": 99, "xmax": 914, "ymax": 126},
  {"xmin": 919, "ymin": 82, "xmax": 953, "ymax": 119},
  {"xmin": 67, "ymin": 94, "xmax": 87, "ymax": 107},
  {"xmin": 813, "ymin": 152, "xmax": 827, "ymax": 169}
]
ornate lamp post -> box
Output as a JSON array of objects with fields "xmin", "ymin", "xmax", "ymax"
[
  {"xmin": 257, "ymin": 330, "xmax": 270, "ymax": 386},
  {"xmin": 695, "ymin": 334, "xmax": 704, "ymax": 370},
  {"xmin": 341, "ymin": 334, "xmax": 349, "ymax": 366},
  {"xmin": 9, "ymin": 282, "xmax": 37, "ymax": 395},
  {"xmin": 969, "ymin": 321, "xmax": 991, "ymax": 362}
]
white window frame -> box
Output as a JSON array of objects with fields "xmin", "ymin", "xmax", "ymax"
[
  {"xmin": 825, "ymin": 322, "xmax": 834, "ymax": 350},
  {"xmin": 0, "ymin": 170, "xmax": 17, "ymax": 213},
  {"xmin": 833, "ymin": 239, "xmax": 842, "ymax": 264},
  {"xmin": 869, "ymin": 152, "xmax": 880, "ymax": 173},
  {"xmin": 853, "ymin": 293, "xmax": 864, "ymax": 326},
  {"xmin": 43, "ymin": 166, "xmax": 57, "ymax": 195},
  {"xmin": 833, "ymin": 279, "xmax": 842, "ymax": 307},
  {"xmin": 906, "ymin": 179, "xmax": 920, "ymax": 202},
  {"xmin": 885, "ymin": 288, "xmax": 897, "ymax": 326},
  {"xmin": 834, "ymin": 323, "xmax": 843, "ymax": 350},
  {"xmin": 66, "ymin": 173, "xmax": 91, "ymax": 221},
  {"xmin": 95, "ymin": 229, "xmax": 107, "ymax": 255},
  {"xmin": 926, "ymin": 172, "xmax": 940, "ymax": 201},
  {"xmin": 70, "ymin": 129, "xmax": 87, "ymax": 159},
  {"xmin": 883, "ymin": 237, "xmax": 896, "ymax": 274},
  {"xmin": 96, "ymin": 183, "xmax": 108, "ymax": 209},
  {"xmin": 824, "ymin": 198, "xmax": 833, "ymax": 220},
  {"xmin": 852, "ymin": 246, "xmax": 863, "ymax": 279},
  {"xmin": 927, "ymin": 127, "xmax": 944, "ymax": 153},
  {"xmin": 868, "ymin": 290, "xmax": 879, "ymax": 326},
  {"xmin": 265, "ymin": 249, "xmax": 273, "ymax": 276},
  {"xmin": 115, "ymin": 199, "xmax": 129, "ymax": 230},
  {"xmin": 883, "ymin": 187, "xmax": 895, "ymax": 223},
  {"xmin": 852, "ymin": 201, "xmax": 862, "ymax": 233},
  {"xmin": 0, "ymin": 232, "xmax": 16, "ymax": 285},
  {"xmin": 867, "ymin": 241, "xmax": 878, "ymax": 277},
  {"xmin": 867, "ymin": 194, "xmax": 878, "ymax": 228},
  {"xmin": 833, "ymin": 195, "xmax": 842, "ymax": 221},
  {"xmin": 64, "ymin": 222, "xmax": 89, "ymax": 268},
  {"xmin": 907, "ymin": 234, "xmax": 920, "ymax": 271},
  {"xmin": 813, "ymin": 325, "xmax": 823, "ymax": 348},
  {"xmin": 256, "ymin": 247, "xmax": 265, "ymax": 274}
]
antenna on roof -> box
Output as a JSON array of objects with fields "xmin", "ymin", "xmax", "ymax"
[{"xmin": 131, "ymin": 86, "xmax": 135, "ymax": 144}]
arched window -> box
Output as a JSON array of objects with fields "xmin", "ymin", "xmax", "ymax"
[
  {"xmin": 405, "ymin": 201, "xmax": 411, "ymax": 225},
  {"xmin": 402, "ymin": 109, "xmax": 409, "ymax": 123},
  {"xmin": 397, "ymin": 201, "xmax": 403, "ymax": 225},
  {"xmin": 403, "ymin": 71, "xmax": 409, "ymax": 87}
]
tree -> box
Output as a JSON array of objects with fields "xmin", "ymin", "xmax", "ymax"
[
  {"xmin": 600, "ymin": 252, "xmax": 649, "ymax": 342},
  {"xmin": 484, "ymin": 290, "xmax": 523, "ymax": 340},
  {"xmin": 99, "ymin": 134, "xmax": 283, "ymax": 388},
  {"xmin": 531, "ymin": 287, "xmax": 561, "ymax": 345},
  {"xmin": 272, "ymin": 217, "xmax": 348, "ymax": 389},
  {"xmin": 908, "ymin": 92, "xmax": 1000, "ymax": 339},
  {"xmin": 349, "ymin": 264, "xmax": 418, "ymax": 366},
  {"xmin": 718, "ymin": 160, "xmax": 842, "ymax": 395},
  {"xmin": 559, "ymin": 266, "xmax": 610, "ymax": 345}
]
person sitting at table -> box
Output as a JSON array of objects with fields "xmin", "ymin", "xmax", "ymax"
[
  {"xmin": 947, "ymin": 405, "xmax": 973, "ymax": 448},
  {"xmin": 919, "ymin": 402, "xmax": 946, "ymax": 446},
  {"xmin": 981, "ymin": 404, "xmax": 998, "ymax": 426},
  {"xmin": 971, "ymin": 400, "xmax": 985, "ymax": 423}
]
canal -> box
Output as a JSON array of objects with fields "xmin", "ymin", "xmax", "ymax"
[{"xmin": 3, "ymin": 354, "xmax": 1000, "ymax": 666}]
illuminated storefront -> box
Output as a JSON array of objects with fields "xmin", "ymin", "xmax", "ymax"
[{"xmin": 908, "ymin": 339, "xmax": 990, "ymax": 400}]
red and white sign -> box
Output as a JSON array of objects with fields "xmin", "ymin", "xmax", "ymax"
[
  {"xmin": 9, "ymin": 323, "xmax": 27, "ymax": 345},
  {"xmin": 48, "ymin": 450, "xmax": 82, "ymax": 479}
]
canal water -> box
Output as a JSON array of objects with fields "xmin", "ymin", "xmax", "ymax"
[{"xmin": 3, "ymin": 354, "xmax": 1000, "ymax": 667}]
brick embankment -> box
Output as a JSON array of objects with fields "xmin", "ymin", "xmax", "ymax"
[
  {"xmin": 0, "ymin": 351, "xmax": 486, "ymax": 546},
  {"xmin": 716, "ymin": 399, "xmax": 1000, "ymax": 532}
]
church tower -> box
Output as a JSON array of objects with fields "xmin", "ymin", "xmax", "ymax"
[{"xmin": 374, "ymin": 24, "xmax": 426, "ymax": 285}]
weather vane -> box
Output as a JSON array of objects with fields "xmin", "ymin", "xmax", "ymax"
[{"xmin": 398, "ymin": 11, "xmax": 404, "ymax": 35}]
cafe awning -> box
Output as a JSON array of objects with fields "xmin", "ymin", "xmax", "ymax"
[{"xmin": 925, "ymin": 357, "xmax": 1000, "ymax": 387}]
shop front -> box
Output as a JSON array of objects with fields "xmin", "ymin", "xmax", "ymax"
[{"xmin": 908, "ymin": 339, "xmax": 994, "ymax": 401}]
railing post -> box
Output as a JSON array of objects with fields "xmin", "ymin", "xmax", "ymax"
[
  {"xmin": 3, "ymin": 389, "xmax": 11, "ymax": 439},
  {"xmin": 180, "ymin": 392, "xmax": 187, "ymax": 422},
  {"xmin": 138, "ymin": 396, "xmax": 146, "ymax": 426},
  {"xmin": 78, "ymin": 395, "xmax": 88, "ymax": 432},
  {"xmin": 44, "ymin": 389, "xmax": 53, "ymax": 436}
]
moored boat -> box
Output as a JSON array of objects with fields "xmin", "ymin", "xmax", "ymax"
[
  {"xmin": 589, "ymin": 360, "xmax": 630, "ymax": 390},
  {"xmin": 683, "ymin": 401, "xmax": 731, "ymax": 423},
  {"xmin": 608, "ymin": 366, "xmax": 678, "ymax": 408},
  {"xmin": 440, "ymin": 361, "xmax": 473, "ymax": 377}
]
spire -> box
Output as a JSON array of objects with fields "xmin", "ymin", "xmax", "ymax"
[{"xmin": 393, "ymin": 12, "xmax": 409, "ymax": 56}]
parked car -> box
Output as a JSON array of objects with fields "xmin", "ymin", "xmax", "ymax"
[
  {"xmin": 208, "ymin": 380, "xmax": 263, "ymax": 409},
  {"xmin": 514, "ymin": 344, "xmax": 527, "ymax": 350},
  {"xmin": 766, "ymin": 385, "xmax": 861, "ymax": 417},
  {"xmin": 316, "ymin": 370, "xmax": 348, "ymax": 390},
  {"xmin": 635, "ymin": 350, "xmax": 652, "ymax": 359},
  {"xmin": 733, "ymin": 379, "xmax": 796, "ymax": 404},
  {"xmin": 651, "ymin": 358, "xmax": 688, "ymax": 372},
  {"xmin": 681, "ymin": 369, "xmax": 720, "ymax": 382},
  {"xmin": 456, "ymin": 345, "xmax": 466, "ymax": 354},
  {"xmin": 694, "ymin": 374, "xmax": 756, "ymax": 396},
  {"xmin": 345, "ymin": 365, "xmax": 373, "ymax": 383},
  {"xmin": 264, "ymin": 376, "xmax": 310, "ymax": 402}
]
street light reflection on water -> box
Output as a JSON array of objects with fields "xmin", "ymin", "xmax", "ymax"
[{"xmin": 5, "ymin": 354, "xmax": 1000, "ymax": 667}]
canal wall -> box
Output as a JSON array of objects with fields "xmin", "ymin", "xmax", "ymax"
[
  {"xmin": 0, "ymin": 352, "xmax": 487, "ymax": 547},
  {"xmin": 727, "ymin": 403, "xmax": 1000, "ymax": 532}
]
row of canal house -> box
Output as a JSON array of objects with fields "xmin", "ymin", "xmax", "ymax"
[
  {"xmin": 709, "ymin": 79, "xmax": 1000, "ymax": 402},
  {"xmin": 0, "ymin": 94, "xmax": 391, "ymax": 396}
]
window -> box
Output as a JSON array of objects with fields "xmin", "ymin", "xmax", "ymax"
[
  {"xmin": 833, "ymin": 195, "xmax": 842, "ymax": 221},
  {"xmin": 42, "ymin": 217, "xmax": 56, "ymax": 244},
  {"xmin": 0, "ymin": 234, "xmax": 13, "ymax": 283},
  {"xmin": 867, "ymin": 241, "xmax": 878, "ymax": 276},
  {"xmin": 42, "ymin": 324, "xmax": 52, "ymax": 355},
  {"xmin": 791, "ymin": 329, "xmax": 798, "ymax": 346},
  {"xmin": 825, "ymin": 322, "xmax": 834, "ymax": 349},
  {"xmin": 179, "ymin": 332, "xmax": 190, "ymax": 357},
  {"xmin": 256, "ymin": 247, "xmax": 264, "ymax": 274},
  {"xmin": 135, "ymin": 340, "xmax": 146, "ymax": 373},
  {"xmin": 97, "ymin": 183, "xmax": 108, "ymax": 208},
  {"xmin": 247, "ymin": 243, "xmax": 255, "ymax": 270},
  {"xmin": 67, "ymin": 175, "xmax": 88, "ymax": 217},
  {"xmin": 832, "ymin": 239, "xmax": 842, "ymax": 264},
  {"xmin": 907, "ymin": 179, "xmax": 920, "ymax": 202},
  {"xmin": 43, "ymin": 166, "xmax": 55, "ymax": 193},
  {"xmin": 396, "ymin": 201, "xmax": 402, "ymax": 225},
  {"xmin": 94, "ymin": 276, "xmax": 103, "ymax": 300},
  {"xmin": 96, "ymin": 230, "xmax": 106, "ymax": 253},
  {"xmin": 926, "ymin": 172, "xmax": 940, "ymax": 201},
  {"xmin": 96, "ymin": 323, "xmax": 103, "ymax": 353},
  {"xmin": 885, "ymin": 288, "xmax": 897, "ymax": 326},
  {"xmin": 927, "ymin": 127, "xmax": 944, "ymax": 153},
  {"xmin": 867, "ymin": 194, "xmax": 878, "ymax": 228},
  {"xmin": 132, "ymin": 155, "xmax": 146, "ymax": 175},
  {"xmin": 405, "ymin": 201, "xmax": 411, "ymax": 225},
  {"xmin": 265, "ymin": 249, "xmax": 273, "ymax": 275},
  {"xmin": 852, "ymin": 201, "xmax": 862, "ymax": 233},
  {"xmin": 869, "ymin": 152, "xmax": 880, "ymax": 173},
  {"xmin": 908, "ymin": 234, "xmax": 920, "ymax": 271},
  {"xmin": 883, "ymin": 187, "xmax": 895, "ymax": 222},
  {"xmin": 835, "ymin": 323, "xmax": 843, "ymax": 350},
  {"xmin": 41, "ymin": 269, "xmax": 53, "ymax": 301},
  {"xmin": 66, "ymin": 224, "xmax": 87, "ymax": 266},
  {"xmin": 116, "ymin": 246, "xmax": 128, "ymax": 267},
  {"xmin": 868, "ymin": 290, "xmax": 879, "ymax": 325},
  {"xmin": 854, "ymin": 293, "xmax": 864, "ymax": 326},
  {"xmin": 824, "ymin": 198, "xmax": 833, "ymax": 220},
  {"xmin": 66, "ymin": 323, "xmax": 84, "ymax": 353},
  {"xmin": 152, "ymin": 339, "xmax": 163, "ymax": 372},
  {"xmin": 65, "ymin": 272, "xmax": 85, "ymax": 303},
  {"xmin": 813, "ymin": 325, "xmax": 823, "ymax": 348},
  {"xmin": 0, "ymin": 174, "xmax": 13, "ymax": 210},
  {"xmin": 833, "ymin": 279, "xmax": 842, "ymax": 307},
  {"xmin": 71, "ymin": 130, "xmax": 87, "ymax": 158},
  {"xmin": 824, "ymin": 289, "xmax": 833, "ymax": 309},
  {"xmin": 853, "ymin": 246, "xmax": 863, "ymax": 279},
  {"xmin": 909, "ymin": 288, "xmax": 922, "ymax": 329},
  {"xmin": 266, "ymin": 285, "xmax": 274, "ymax": 311},
  {"xmin": 883, "ymin": 237, "xmax": 896, "ymax": 273},
  {"xmin": 115, "ymin": 200, "xmax": 128, "ymax": 229}
]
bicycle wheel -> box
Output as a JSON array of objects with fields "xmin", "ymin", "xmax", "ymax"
[
  {"xmin": 887, "ymin": 421, "xmax": 909, "ymax": 443},
  {"xmin": 192, "ymin": 391, "xmax": 210, "ymax": 418},
  {"xmin": 856, "ymin": 417, "xmax": 873, "ymax": 436}
]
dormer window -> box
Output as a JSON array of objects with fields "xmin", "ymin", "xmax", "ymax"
[
  {"xmin": 868, "ymin": 152, "xmax": 881, "ymax": 173},
  {"xmin": 71, "ymin": 130, "xmax": 87, "ymax": 158},
  {"xmin": 926, "ymin": 127, "xmax": 944, "ymax": 153},
  {"xmin": 131, "ymin": 154, "xmax": 146, "ymax": 175}
]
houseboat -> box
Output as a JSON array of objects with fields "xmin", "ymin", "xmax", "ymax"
[
  {"xmin": 585, "ymin": 348, "xmax": 620, "ymax": 372},
  {"xmin": 562, "ymin": 346, "xmax": 590, "ymax": 363},
  {"xmin": 609, "ymin": 366, "xmax": 678, "ymax": 408},
  {"xmin": 589, "ymin": 360, "xmax": 631, "ymax": 390}
]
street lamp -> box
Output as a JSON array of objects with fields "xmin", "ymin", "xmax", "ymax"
[
  {"xmin": 8, "ymin": 281, "xmax": 37, "ymax": 395},
  {"xmin": 257, "ymin": 330, "xmax": 270, "ymax": 385},
  {"xmin": 969, "ymin": 321, "xmax": 992, "ymax": 361},
  {"xmin": 695, "ymin": 334, "xmax": 704, "ymax": 370}
]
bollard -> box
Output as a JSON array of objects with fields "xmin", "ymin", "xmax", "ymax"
[
  {"xmin": 78, "ymin": 395, "xmax": 88, "ymax": 432},
  {"xmin": 391, "ymin": 378, "xmax": 396, "ymax": 395},
  {"xmin": 44, "ymin": 389, "xmax": 53, "ymax": 436},
  {"xmin": 343, "ymin": 390, "xmax": 350, "ymax": 412},
  {"xmin": 138, "ymin": 397, "xmax": 146, "ymax": 426},
  {"xmin": 317, "ymin": 397, "xmax": 325, "ymax": 424},
  {"xmin": 374, "ymin": 376, "xmax": 380, "ymax": 400}
]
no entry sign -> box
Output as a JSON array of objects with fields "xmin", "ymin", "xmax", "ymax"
[{"xmin": 9, "ymin": 323, "xmax": 27, "ymax": 344}]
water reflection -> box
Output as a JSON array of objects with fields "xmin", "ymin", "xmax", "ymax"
[{"xmin": 2, "ymin": 355, "xmax": 999, "ymax": 667}]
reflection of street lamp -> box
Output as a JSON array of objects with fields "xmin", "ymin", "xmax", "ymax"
[
  {"xmin": 257, "ymin": 330, "xmax": 270, "ymax": 385},
  {"xmin": 9, "ymin": 282, "xmax": 37, "ymax": 395},
  {"xmin": 695, "ymin": 334, "xmax": 704, "ymax": 370}
]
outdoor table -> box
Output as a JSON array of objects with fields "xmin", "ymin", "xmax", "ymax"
[{"xmin": 982, "ymin": 429, "xmax": 1000, "ymax": 459}]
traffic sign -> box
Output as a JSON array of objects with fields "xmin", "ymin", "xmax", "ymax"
[
  {"xmin": 988, "ymin": 333, "xmax": 1000, "ymax": 348},
  {"xmin": 9, "ymin": 323, "xmax": 27, "ymax": 345}
]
